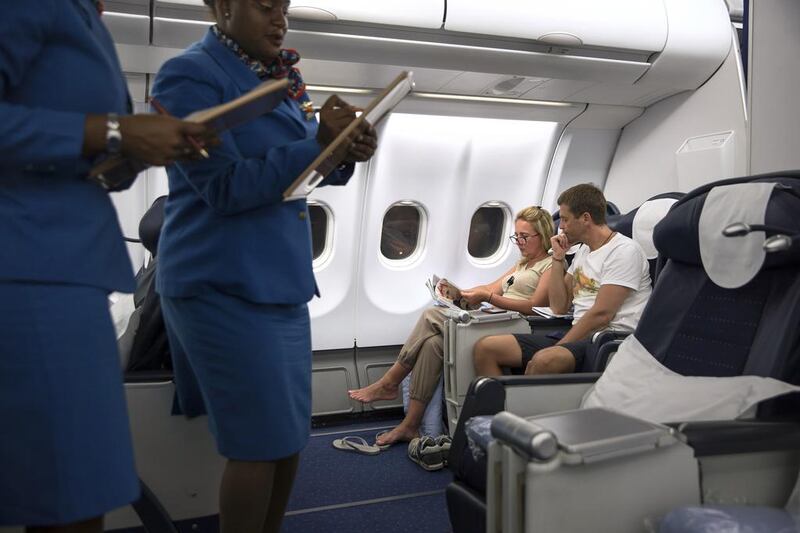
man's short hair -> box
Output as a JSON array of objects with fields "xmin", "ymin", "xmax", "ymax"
[{"xmin": 557, "ymin": 183, "xmax": 607, "ymax": 225}]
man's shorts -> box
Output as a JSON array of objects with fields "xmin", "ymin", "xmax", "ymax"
[{"xmin": 512, "ymin": 333, "xmax": 591, "ymax": 372}]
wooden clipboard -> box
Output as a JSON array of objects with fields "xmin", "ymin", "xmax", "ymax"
[
  {"xmin": 283, "ymin": 71, "xmax": 414, "ymax": 202},
  {"xmin": 88, "ymin": 78, "xmax": 290, "ymax": 191}
]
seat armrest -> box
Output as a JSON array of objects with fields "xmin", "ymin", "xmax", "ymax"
[
  {"xmin": 590, "ymin": 330, "xmax": 629, "ymax": 345},
  {"xmin": 449, "ymin": 374, "xmax": 601, "ymax": 475},
  {"xmin": 674, "ymin": 419, "xmax": 800, "ymax": 457},
  {"xmin": 490, "ymin": 374, "xmax": 602, "ymax": 387},
  {"xmin": 125, "ymin": 369, "xmax": 174, "ymax": 383},
  {"xmin": 525, "ymin": 316, "xmax": 573, "ymax": 330},
  {"xmin": 588, "ymin": 339, "xmax": 624, "ymax": 372}
]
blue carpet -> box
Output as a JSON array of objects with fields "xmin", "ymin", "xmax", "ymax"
[
  {"xmin": 282, "ymin": 491, "xmax": 452, "ymax": 533},
  {"xmin": 287, "ymin": 427, "xmax": 453, "ymax": 512}
]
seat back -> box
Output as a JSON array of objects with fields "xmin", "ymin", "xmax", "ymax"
[
  {"xmin": 126, "ymin": 196, "xmax": 172, "ymax": 373},
  {"xmin": 637, "ymin": 173, "xmax": 800, "ymax": 416},
  {"xmin": 608, "ymin": 192, "xmax": 684, "ymax": 284},
  {"xmin": 138, "ymin": 195, "xmax": 166, "ymax": 259}
]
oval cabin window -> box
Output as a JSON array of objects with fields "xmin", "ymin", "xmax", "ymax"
[
  {"xmin": 308, "ymin": 203, "xmax": 329, "ymax": 261},
  {"xmin": 380, "ymin": 204, "xmax": 422, "ymax": 261},
  {"xmin": 468, "ymin": 206, "xmax": 506, "ymax": 259}
]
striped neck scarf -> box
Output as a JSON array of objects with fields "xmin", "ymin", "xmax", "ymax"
[{"xmin": 211, "ymin": 25, "xmax": 306, "ymax": 100}]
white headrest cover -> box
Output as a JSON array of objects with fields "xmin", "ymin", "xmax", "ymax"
[
  {"xmin": 632, "ymin": 198, "xmax": 679, "ymax": 260},
  {"xmin": 698, "ymin": 183, "xmax": 776, "ymax": 289}
]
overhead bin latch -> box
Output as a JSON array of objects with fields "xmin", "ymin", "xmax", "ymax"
[
  {"xmin": 287, "ymin": 6, "xmax": 338, "ymax": 21},
  {"xmin": 537, "ymin": 32, "xmax": 584, "ymax": 49}
]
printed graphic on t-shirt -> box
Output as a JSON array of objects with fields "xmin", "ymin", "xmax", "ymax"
[{"xmin": 573, "ymin": 267, "xmax": 600, "ymax": 299}]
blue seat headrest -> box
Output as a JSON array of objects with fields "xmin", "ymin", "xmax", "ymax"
[
  {"xmin": 608, "ymin": 192, "xmax": 684, "ymax": 241},
  {"xmin": 138, "ymin": 196, "xmax": 167, "ymax": 257},
  {"xmin": 653, "ymin": 174, "xmax": 800, "ymax": 268},
  {"xmin": 553, "ymin": 197, "xmax": 628, "ymax": 231}
]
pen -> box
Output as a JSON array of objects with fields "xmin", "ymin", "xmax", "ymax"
[{"xmin": 149, "ymin": 97, "xmax": 210, "ymax": 159}]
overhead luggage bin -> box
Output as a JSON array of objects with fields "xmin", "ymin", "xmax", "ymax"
[
  {"xmin": 287, "ymin": 0, "xmax": 445, "ymax": 29},
  {"xmin": 444, "ymin": 0, "xmax": 732, "ymax": 97},
  {"xmin": 635, "ymin": 0, "xmax": 732, "ymax": 90},
  {"xmin": 445, "ymin": 0, "xmax": 668, "ymax": 54}
]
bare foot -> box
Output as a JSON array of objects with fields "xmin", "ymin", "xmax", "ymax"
[
  {"xmin": 348, "ymin": 380, "xmax": 399, "ymax": 404},
  {"xmin": 376, "ymin": 424, "xmax": 419, "ymax": 447}
]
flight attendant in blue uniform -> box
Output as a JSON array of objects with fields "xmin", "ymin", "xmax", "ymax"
[
  {"xmin": 151, "ymin": 0, "xmax": 378, "ymax": 531},
  {"xmin": 0, "ymin": 2, "xmax": 216, "ymax": 532}
]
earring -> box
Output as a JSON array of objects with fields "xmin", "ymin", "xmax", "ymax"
[{"xmin": 224, "ymin": 11, "xmax": 231, "ymax": 18}]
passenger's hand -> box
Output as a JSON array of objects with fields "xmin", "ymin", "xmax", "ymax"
[
  {"xmin": 551, "ymin": 233, "xmax": 570, "ymax": 261},
  {"xmin": 316, "ymin": 95, "xmax": 358, "ymax": 148},
  {"xmin": 343, "ymin": 123, "xmax": 378, "ymax": 163},
  {"xmin": 460, "ymin": 289, "xmax": 489, "ymax": 307},
  {"xmin": 119, "ymin": 115, "xmax": 217, "ymax": 166}
]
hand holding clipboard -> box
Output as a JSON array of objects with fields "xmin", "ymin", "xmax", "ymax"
[
  {"xmin": 315, "ymin": 95, "xmax": 378, "ymax": 164},
  {"xmin": 88, "ymin": 78, "xmax": 290, "ymax": 191},
  {"xmin": 283, "ymin": 71, "xmax": 414, "ymax": 201}
]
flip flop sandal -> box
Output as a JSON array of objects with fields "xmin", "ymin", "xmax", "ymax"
[{"xmin": 332, "ymin": 435, "xmax": 381, "ymax": 455}]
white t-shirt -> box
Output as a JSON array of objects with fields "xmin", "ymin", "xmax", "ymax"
[{"xmin": 567, "ymin": 233, "xmax": 652, "ymax": 332}]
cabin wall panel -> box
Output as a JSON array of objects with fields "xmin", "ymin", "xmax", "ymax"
[
  {"xmin": 307, "ymin": 165, "xmax": 369, "ymax": 351},
  {"xmin": 748, "ymin": 0, "xmax": 800, "ymax": 174},
  {"xmin": 351, "ymin": 113, "xmax": 559, "ymax": 348},
  {"xmin": 542, "ymin": 128, "xmax": 622, "ymax": 213},
  {"xmin": 604, "ymin": 32, "xmax": 747, "ymax": 212}
]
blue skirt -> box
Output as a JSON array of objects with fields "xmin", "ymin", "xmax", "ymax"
[
  {"xmin": 0, "ymin": 283, "xmax": 139, "ymax": 526},
  {"xmin": 161, "ymin": 289, "xmax": 311, "ymax": 461}
]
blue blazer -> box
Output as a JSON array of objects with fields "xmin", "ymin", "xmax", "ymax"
[
  {"xmin": 152, "ymin": 29, "xmax": 352, "ymax": 304},
  {"xmin": 0, "ymin": 0, "xmax": 135, "ymax": 293}
]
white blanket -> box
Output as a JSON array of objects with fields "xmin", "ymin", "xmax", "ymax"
[{"xmin": 581, "ymin": 335, "xmax": 800, "ymax": 424}]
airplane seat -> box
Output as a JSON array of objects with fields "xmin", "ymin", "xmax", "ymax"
[
  {"xmin": 524, "ymin": 191, "xmax": 683, "ymax": 374},
  {"xmin": 552, "ymin": 198, "xmax": 621, "ymax": 232},
  {"xmin": 122, "ymin": 196, "xmax": 173, "ymax": 379},
  {"xmin": 588, "ymin": 191, "xmax": 686, "ymax": 368},
  {"xmin": 644, "ymin": 174, "xmax": 800, "ymax": 533},
  {"xmin": 609, "ymin": 191, "xmax": 684, "ymax": 284},
  {"xmin": 445, "ymin": 172, "xmax": 800, "ymax": 533},
  {"xmin": 441, "ymin": 194, "xmax": 679, "ymax": 437}
]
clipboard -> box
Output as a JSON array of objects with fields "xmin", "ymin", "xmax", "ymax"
[
  {"xmin": 283, "ymin": 71, "xmax": 414, "ymax": 202},
  {"xmin": 88, "ymin": 78, "xmax": 290, "ymax": 191}
]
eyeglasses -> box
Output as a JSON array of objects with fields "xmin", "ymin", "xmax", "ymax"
[{"xmin": 509, "ymin": 233, "xmax": 538, "ymax": 244}]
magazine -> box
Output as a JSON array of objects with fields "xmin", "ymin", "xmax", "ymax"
[{"xmin": 425, "ymin": 275, "xmax": 481, "ymax": 312}]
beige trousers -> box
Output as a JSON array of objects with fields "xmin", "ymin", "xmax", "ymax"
[{"xmin": 397, "ymin": 307, "xmax": 447, "ymax": 403}]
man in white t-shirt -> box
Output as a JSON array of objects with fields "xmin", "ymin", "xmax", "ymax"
[{"xmin": 474, "ymin": 183, "xmax": 652, "ymax": 375}]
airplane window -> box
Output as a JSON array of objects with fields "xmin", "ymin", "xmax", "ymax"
[
  {"xmin": 468, "ymin": 206, "xmax": 505, "ymax": 259},
  {"xmin": 380, "ymin": 204, "xmax": 421, "ymax": 260},
  {"xmin": 308, "ymin": 202, "xmax": 329, "ymax": 262}
]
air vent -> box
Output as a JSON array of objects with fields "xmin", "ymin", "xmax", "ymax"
[{"xmin": 482, "ymin": 76, "xmax": 547, "ymax": 97}]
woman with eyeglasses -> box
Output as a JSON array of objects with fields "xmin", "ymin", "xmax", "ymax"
[{"xmin": 349, "ymin": 206, "xmax": 555, "ymax": 447}]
